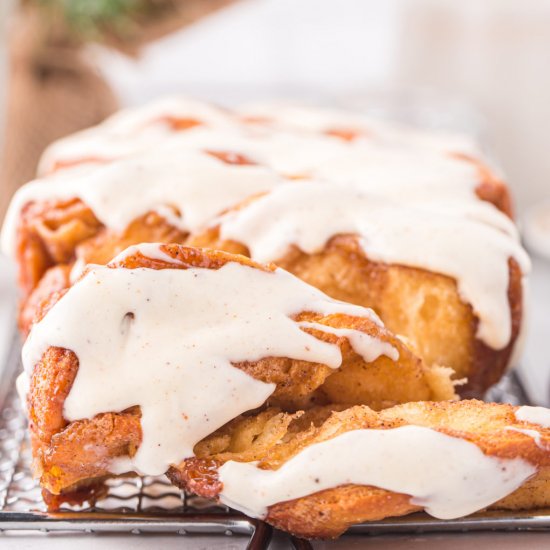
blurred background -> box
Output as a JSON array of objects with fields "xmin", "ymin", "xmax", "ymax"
[{"xmin": 0, "ymin": 0, "xmax": 549, "ymax": 400}]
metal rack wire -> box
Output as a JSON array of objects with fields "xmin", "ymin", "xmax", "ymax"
[
  {"xmin": 1, "ymin": 334, "xmax": 550, "ymax": 549},
  {"xmin": 0, "ymin": 334, "xmax": 276, "ymax": 548}
]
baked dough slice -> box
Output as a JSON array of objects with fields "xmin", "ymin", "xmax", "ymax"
[
  {"xmin": 4, "ymin": 99, "xmax": 519, "ymax": 339},
  {"xmin": 23, "ymin": 244, "xmax": 455, "ymax": 502},
  {"xmin": 188, "ymin": 183, "xmax": 527, "ymax": 396},
  {"xmin": 169, "ymin": 400, "xmax": 550, "ymax": 539}
]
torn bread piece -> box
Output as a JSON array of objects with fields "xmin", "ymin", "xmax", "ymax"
[
  {"xmin": 21, "ymin": 244, "xmax": 454, "ymax": 500},
  {"xmin": 169, "ymin": 400, "xmax": 550, "ymax": 539},
  {"xmin": 2, "ymin": 98, "xmax": 519, "ymax": 340},
  {"xmin": 188, "ymin": 182, "xmax": 528, "ymax": 395}
]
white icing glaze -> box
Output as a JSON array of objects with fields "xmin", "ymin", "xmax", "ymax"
[
  {"xmin": 0, "ymin": 97, "xmax": 529, "ymax": 353},
  {"xmin": 217, "ymin": 182, "xmax": 530, "ymax": 349},
  {"xmin": 167, "ymin": 129, "xmax": 511, "ymax": 238},
  {"xmin": 508, "ymin": 275, "xmax": 529, "ymax": 369},
  {"xmin": 1, "ymin": 145, "xmax": 281, "ymax": 257},
  {"xmin": 37, "ymin": 117, "xmax": 487, "ymax": 206},
  {"xmin": 99, "ymin": 96, "xmax": 233, "ymax": 133},
  {"xmin": 71, "ymin": 244, "xmax": 180, "ymax": 283},
  {"xmin": 515, "ymin": 406, "xmax": 550, "ymax": 428},
  {"xmin": 22, "ymin": 246, "xmax": 386, "ymax": 475},
  {"xmin": 110, "ymin": 243, "xmax": 183, "ymax": 265},
  {"xmin": 16, "ymin": 371, "xmax": 29, "ymax": 411},
  {"xmin": 167, "ymin": 125, "xmax": 352, "ymax": 177},
  {"xmin": 506, "ymin": 427, "xmax": 546, "ymax": 449},
  {"xmin": 238, "ymin": 101, "xmax": 480, "ymax": 156},
  {"xmin": 1, "ymin": 99, "xmax": 508, "ymax": 263},
  {"xmin": 309, "ymin": 146, "xmax": 489, "ymax": 208},
  {"xmin": 38, "ymin": 96, "xmax": 235, "ymax": 174},
  {"xmin": 160, "ymin": 126, "xmax": 488, "ymax": 202},
  {"xmin": 38, "ymin": 99, "xmax": 480, "ymax": 175},
  {"xmin": 298, "ymin": 321, "xmax": 398, "ymax": 363},
  {"xmin": 219, "ymin": 425, "xmax": 536, "ymax": 520}
]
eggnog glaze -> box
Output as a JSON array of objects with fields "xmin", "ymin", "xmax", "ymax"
[
  {"xmin": 1, "ymin": 98, "xmax": 503, "ymax": 260},
  {"xmin": 37, "ymin": 98, "xmax": 480, "ymax": 174},
  {"xmin": 506, "ymin": 427, "xmax": 546, "ymax": 450},
  {"xmin": 1, "ymin": 124, "xmax": 492, "ymax": 259},
  {"xmin": 219, "ymin": 425, "xmax": 536, "ymax": 520},
  {"xmin": 216, "ymin": 182, "xmax": 530, "ymax": 349},
  {"xmin": 238, "ymin": 101, "xmax": 480, "ymax": 155},
  {"xmin": 37, "ymin": 96, "xmax": 236, "ymax": 174},
  {"xmin": 515, "ymin": 406, "xmax": 550, "ymax": 428},
  {"xmin": 33, "ymin": 105, "xmax": 488, "ymax": 210},
  {"xmin": 0, "ymin": 145, "xmax": 281, "ymax": 257},
  {"xmin": 21, "ymin": 244, "xmax": 395, "ymax": 476},
  {"xmin": 0, "ymin": 98, "xmax": 529, "ymax": 352},
  {"xmin": 160, "ymin": 125, "xmax": 484, "ymax": 196}
]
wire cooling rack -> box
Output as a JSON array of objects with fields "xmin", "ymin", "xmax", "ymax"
[
  {"xmin": 0, "ymin": 336, "xmax": 274, "ymax": 547},
  {"xmin": 2, "ymin": 333, "xmax": 550, "ymax": 549}
]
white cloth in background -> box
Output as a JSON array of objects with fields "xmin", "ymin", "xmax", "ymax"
[{"xmin": 86, "ymin": 0, "xmax": 399, "ymax": 107}]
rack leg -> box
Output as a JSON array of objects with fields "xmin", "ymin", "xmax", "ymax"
[{"xmin": 246, "ymin": 520, "xmax": 273, "ymax": 550}]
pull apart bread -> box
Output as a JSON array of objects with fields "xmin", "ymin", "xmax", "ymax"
[
  {"xmin": 0, "ymin": 98, "xmax": 542, "ymax": 540},
  {"xmin": 19, "ymin": 244, "xmax": 550, "ymax": 539},
  {"xmin": 189, "ymin": 182, "xmax": 528, "ymax": 395},
  {"xmin": 21, "ymin": 245, "xmax": 455, "ymax": 504},
  {"xmin": 169, "ymin": 401, "xmax": 550, "ymax": 539},
  {"xmin": 1, "ymin": 98, "xmax": 529, "ymax": 397}
]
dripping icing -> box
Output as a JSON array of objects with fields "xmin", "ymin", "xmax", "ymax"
[
  {"xmin": 515, "ymin": 406, "xmax": 550, "ymax": 428},
  {"xmin": 219, "ymin": 425, "xmax": 536, "ymax": 520},
  {"xmin": 0, "ymin": 98, "xmax": 530, "ymax": 353},
  {"xmin": 22, "ymin": 246, "xmax": 387, "ymax": 475},
  {"xmin": 216, "ymin": 182, "xmax": 530, "ymax": 349},
  {"xmin": 1, "ymin": 146, "xmax": 281, "ymax": 257}
]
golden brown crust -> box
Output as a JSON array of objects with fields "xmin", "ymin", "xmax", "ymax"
[
  {"xmin": 76, "ymin": 212, "xmax": 189, "ymax": 268},
  {"xmin": 180, "ymin": 400, "xmax": 550, "ymax": 473},
  {"xmin": 452, "ymin": 153, "xmax": 513, "ymax": 218},
  {"xmin": 468, "ymin": 258, "xmax": 523, "ymax": 396},
  {"xmin": 16, "ymin": 199, "xmax": 101, "ymax": 298},
  {"xmin": 12, "ymin": 142, "xmax": 513, "ymax": 328},
  {"xmin": 19, "ymin": 265, "xmax": 71, "ymax": 335},
  {"xmin": 15, "ymin": 201, "xmax": 188, "ymax": 329},
  {"xmin": 171, "ymin": 400, "xmax": 550, "ymax": 538},
  {"xmin": 13, "ymin": 145, "xmax": 257, "ymax": 306},
  {"xmin": 27, "ymin": 346, "xmax": 141, "ymax": 496},
  {"xmin": 40, "ymin": 412, "xmax": 142, "ymax": 496},
  {"xmin": 267, "ymin": 485, "xmax": 417, "ymax": 539},
  {"xmin": 28, "ymin": 347, "xmax": 79, "ymax": 445},
  {"xmin": 28, "ymin": 245, "xmax": 452, "ymax": 496},
  {"xmin": 188, "ymin": 228, "xmax": 523, "ymax": 396}
]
